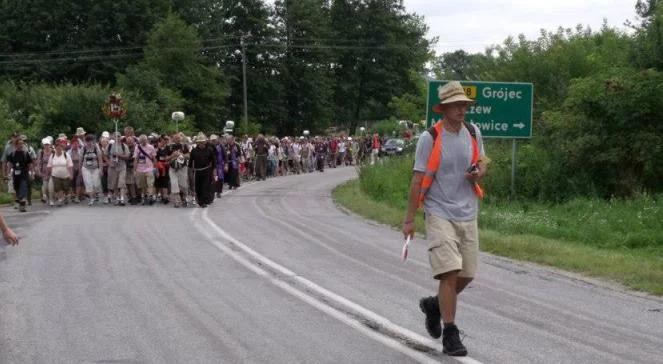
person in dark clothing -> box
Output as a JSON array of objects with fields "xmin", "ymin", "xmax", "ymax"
[
  {"xmin": 165, "ymin": 133, "xmax": 190, "ymax": 208},
  {"xmin": 225, "ymin": 136, "xmax": 241, "ymax": 189},
  {"xmin": 154, "ymin": 136, "xmax": 171, "ymax": 204},
  {"xmin": 253, "ymin": 134, "xmax": 268, "ymax": 181},
  {"xmin": 314, "ymin": 137, "xmax": 327, "ymax": 172},
  {"xmin": 188, "ymin": 133, "xmax": 216, "ymax": 208},
  {"xmin": 210, "ymin": 135, "xmax": 225, "ymax": 198},
  {"xmin": 7, "ymin": 137, "xmax": 33, "ymax": 212}
]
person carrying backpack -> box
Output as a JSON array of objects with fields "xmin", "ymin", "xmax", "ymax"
[
  {"xmin": 80, "ymin": 134, "xmax": 104, "ymax": 206},
  {"xmin": 402, "ymin": 81, "xmax": 488, "ymax": 357},
  {"xmin": 6, "ymin": 136, "xmax": 33, "ymax": 212},
  {"xmin": 133, "ymin": 134, "xmax": 157, "ymax": 205}
]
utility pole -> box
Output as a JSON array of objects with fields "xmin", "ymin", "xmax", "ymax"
[{"xmin": 241, "ymin": 35, "xmax": 248, "ymax": 132}]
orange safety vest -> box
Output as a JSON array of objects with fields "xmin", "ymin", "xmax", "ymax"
[{"xmin": 417, "ymin": 121, "xmax": 484, "ymax": 208}]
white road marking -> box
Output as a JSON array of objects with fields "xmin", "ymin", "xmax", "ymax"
[{"xmin": 194, "ymin": 208, "xmax": 485, "ymax": 364}]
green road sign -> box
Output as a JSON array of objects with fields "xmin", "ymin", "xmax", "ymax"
[{"xmin": 426, "ymin": 80, "xmax": 533, "ymax": 138}]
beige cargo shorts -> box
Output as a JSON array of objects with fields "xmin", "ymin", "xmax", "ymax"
[{"xmin": 425, "ymin": 214, "xmax": 479, "ymax": 279}]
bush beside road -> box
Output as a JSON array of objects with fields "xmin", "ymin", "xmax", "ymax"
[{"xmin": 333, "ymin": 155, "xmax": 663, "ymax": 295}]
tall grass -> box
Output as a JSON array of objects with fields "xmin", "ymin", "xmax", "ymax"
[{"xmin": 358, "ymin": 151, "xmax": 663, "ymax": 252}]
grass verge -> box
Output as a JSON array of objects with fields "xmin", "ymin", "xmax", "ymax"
[{"xmin": 333, "ymin": 179, "xmax": 663, "ymax": 296}]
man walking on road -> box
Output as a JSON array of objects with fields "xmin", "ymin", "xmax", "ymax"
[
  {"xmin": 189, "ymin": 132, "xmax": 216, "ymax": 208},
  {"xmin": 402, "ymin": 81, "xmax": 488, "ymax": 357},
  {"xmin": 253, "ymin": 134, "xmax": 268, "ymax": 180},
  {"xmin": 6, "ymin": 136, "xmax": 33, "ymax": 212}
]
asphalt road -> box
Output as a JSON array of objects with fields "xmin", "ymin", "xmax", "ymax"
[{"xmin": 1, "ymin": 166, "xmax": 662, "ymax": 364}]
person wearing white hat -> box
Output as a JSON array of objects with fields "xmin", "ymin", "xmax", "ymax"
[
  {"xmin": 166, "ymin": 132, "xmax": 190, "ymax": 207},
  {"xmin": 225, "ymin": 135, "xmax": 241, "ymax": 190},
  {"xmin": 188, "ymin": 132, "xmax": 216, "ymax": 207},
  {"xmin": 81, "ymin": 134, "xmax": 104, "ymax": 206},
  {"xmin": 301, "ymin": 137, "xmax": 314, "ymax": 173},
  {"xmin": 253, "ymin": 134, "xmax": 268, "ymax": 180},
  {"xmin": 291, "ymin": 137, "xmax": 302, "ymax": 174},
  {"xmin": 98, "ymin": 135, "xmax": 112, "ymax": 203},
  {"xmin": 107, "ymin": 133, "xmax": 130, "ymax": 206},
  {"xmin": 6, "ymin": 136, "xmax": 33, "ymax": 212},
  {"xmin": 36, "ymin": 138, "xmax": 55, "ymax": 206},
  {"xmin": 349, "ymin": 137, "xmax": 358, "ymax": 166},
  {"xmin": 403, "ymin": 80, "xmax": 487, "ymax": 357},
  {"xmin": 133, "ymin": 134, "xmax": 157, "ymax": 205}
]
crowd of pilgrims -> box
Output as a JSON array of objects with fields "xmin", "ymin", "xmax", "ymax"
[{"xmin": 2, "ymin": 126, "xmax": 385, "ymax": 212}]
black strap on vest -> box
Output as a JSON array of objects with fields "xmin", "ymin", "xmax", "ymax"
[{"xmin": 428, "ymin": 121, "xmax": 477, "ymax": 141}]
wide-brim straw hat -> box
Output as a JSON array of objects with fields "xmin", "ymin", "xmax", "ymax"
[
  {"xmin": 432, "ymin": 81, "xmax": 475, "ymax": 114},
  {"xmin": 196, "ymin": 132, "xmax": 208, "ymax": 142}
]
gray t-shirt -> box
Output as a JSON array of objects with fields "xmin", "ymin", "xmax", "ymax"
[{"xmin": 413, "ymin": 123, "xmax": 485, "ymax": 221}]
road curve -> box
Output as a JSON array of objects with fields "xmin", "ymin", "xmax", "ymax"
[{"xmin": 1, "ymin": 166, "xmax": 662, "ymax": 364}]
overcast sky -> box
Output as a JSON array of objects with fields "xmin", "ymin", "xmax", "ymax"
[{"xmin": 404, "ymin": 0, "xmax": 639, "ymax": 55}]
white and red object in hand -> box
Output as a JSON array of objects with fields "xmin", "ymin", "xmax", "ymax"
[{"xmin": 401, "ymin": 235, "xmax": 412, "ymax": 262}]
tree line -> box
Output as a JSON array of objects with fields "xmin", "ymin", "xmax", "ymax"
[
  {"xmin": 1, "ymin": 0, "xmax": 661, "ymax": 199},
  {"xmin": 433, "ymin": 0, "xmax": 663, "ymax": 199},
  {"xmin": 0, "ymin": 0, "xmax": 430, "ymax": 137}
]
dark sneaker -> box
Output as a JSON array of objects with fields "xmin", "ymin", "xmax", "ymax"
[
  {"xmin": 442, "ymin": 324, "xmax": 467, "ymax": 357},
  {"xmin": 419, "ymin": 296, "xmax": 442, "ymax": 339}
]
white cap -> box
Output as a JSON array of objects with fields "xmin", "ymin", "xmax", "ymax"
[
  {"xmin": 101, "ymin": 131, "xmax": 110, "ymax": 139},
  {"xmin": 41, "ymin": 137, "xmax": 51, "ymax": 145},
  {"xmin": 348, "ymin": 137, "xmax": 352, "ymax": 141}
]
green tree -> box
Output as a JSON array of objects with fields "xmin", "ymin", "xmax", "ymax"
[
  {"xmin": 215, "ymin": 0, "xmax": 284, "ymax": 133},
  {"xmin": 546, "ymin": 67, "xmax": 663, "ymax": 197},
  {"xmin": 0, "ymin": 0, "xmax": 171, "ymax": 82},
  {"xmin": 631, "ymin": 1, "xmax": 663, "ymax": 70},
  {"xmin": 118, "ymin": 14, "xmax": 228, "ymax": 132},
  {"xmin": 274, "ymin": 0, "xmax": 334, "ymax": 135},
  {"xmin": 330, "ymin": 0, "xmax": 431, "ymax": 133}
]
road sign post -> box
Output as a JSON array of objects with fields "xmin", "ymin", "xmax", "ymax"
[{"xmin": 426, "ymin": 80, "xmax": 534, "ymax": 198}]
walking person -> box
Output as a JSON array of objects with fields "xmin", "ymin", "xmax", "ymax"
[
  {"xmin": 68, "ymin": 133, "xmax": 84, "ymax": 203},
  {"xmin": 210, "ymin": 135, "xmax": 225, "ymax": 198},
  {"xmin": 2, "ymin": 133, "xmax": 20, "ymax": 208},
  {"xmin": 329, "ymin": 137, "xmax": 338, "ymax": 168},
  {"xmin": 370, "ymin": 133, "xmax": 381, "ymax": 165},
  {"xmin": 154, "ymin": 136, "xmax": 171, "ymax": 204},
  {"xmin": 80, "ymin": 134, "xmax": 103, "ymax": 206},
  {"xmin": 124, "ymin": 136, "xmax": 139, "ymax": 205},
  {"xmin": 253, "ymin": 134, "xmax": 268, "ymax": 181},
  {"xmin": 349, "ymin": 137, "xmax": 358, "ymax": 166},
  {"xmin": 225, "ymin": 136, "xmax": 241, "ymax": 189},
  {"xmin": 189, "ymin": 132, "xmax": 216, "ymax": 208},
  {"xmin": 98, "ymin": 134, "xmax": 111, "ymax": 203},
  {"xmin": 6, "ymin": 136, "xmax": 34, "ymax": 212},
  {"xmin": 167, "ymin": 133, "xmax": 190, "ymax": 208},
  {"xmin": 133, "ymin": 134, "xmax": 157, "ymax": 205},
  {"xmin": 47, "ymin": 139, "xmax": 73, "ymax": 206},
  {"xmin": 300, "ymin": 137, "xmax": 311, "ymax": 173},
  {"xmin": 338, "ymin": 137, "xmax": 347, "ymax": 166},
  {"xmin": 36, "ymin": 137, "xmax": 54, "ymax": 205},
  {"xmin": 291, "ymin": 138, "xmax": 301, "ymax": 174},
  {"xmin": 268, "ymin": 139, "xmax": 278, "ymax": 178},
  {"xmin": 107, "ymin": 133, "xmax": 130, "ymax": 206},
  {"xmin": 242, "ymin": 136, "xmax": 254, "ymax": 181},
  {"xmin": 402, "ymin": 81, "xmax": 487, "ymax": 357},
  {"xmin": 314, "ymin": 137, "xmax": 327, "ymax": 172}
]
